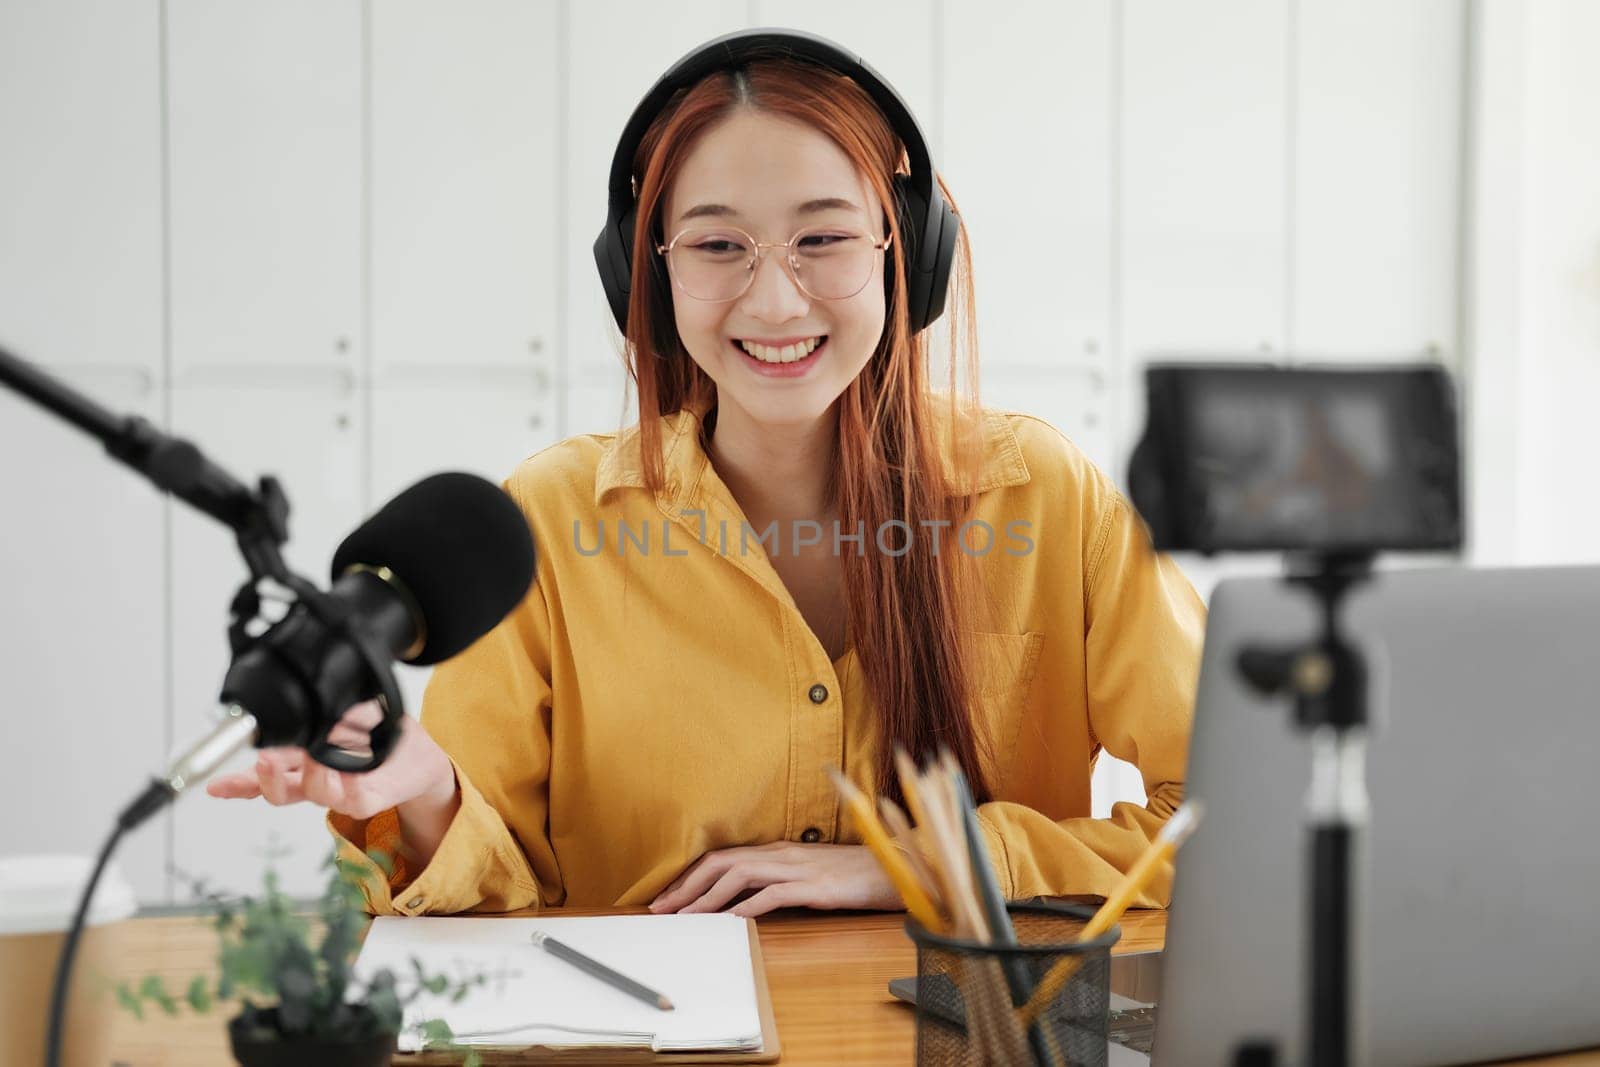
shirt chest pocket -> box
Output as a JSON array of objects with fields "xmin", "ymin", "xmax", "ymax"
[{"xmin": 964, "ymin": 630, "xmax": 1045, "ymax": 788}]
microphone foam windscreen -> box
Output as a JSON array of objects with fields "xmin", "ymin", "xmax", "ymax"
[{"xmin": 331, "ymin": 472, "xmax": 536, "ymax": 665}]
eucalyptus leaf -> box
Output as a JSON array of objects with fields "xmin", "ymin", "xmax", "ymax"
[
  {"xmin": 185, "ymin": 974, "xmax": 212, "ymax": 1013},
  {"xmin": 114, "ymin": 983, "xmax": 143, "ymax": 1021},
  {"xmin": 416, "ymin": 1018, "xmax": 454, "ymax": 1043},
  {"xmin": 366, "ymin": 980, "xmax": 402, "ymax": 1034}
]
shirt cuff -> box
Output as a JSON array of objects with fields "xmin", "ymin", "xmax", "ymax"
[
  {"xmin": 905, "ymin": 809, "xmax": 1017, "ymax": 906},
  {"xmin": 326, "ymin": 754, "xmax": 522, "ymax": 916},
  {"xmin": 974, "ymin": 808, "xmax": 1016, "ymax": 900},
  {"xmin": 327, "ymin": 805, "xmax": 411, "ymax": 904}
]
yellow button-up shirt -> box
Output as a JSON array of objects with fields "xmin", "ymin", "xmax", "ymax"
[{"xmin": 329, "ymin": 403, "xmax": 1204, "ymax": 916}]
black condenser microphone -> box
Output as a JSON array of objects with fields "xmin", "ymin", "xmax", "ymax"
[{"xmin": 118, "ymin": 472, "xmax": 536, "ymax": 831}]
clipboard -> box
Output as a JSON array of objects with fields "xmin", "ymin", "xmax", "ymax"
[{"xmin": 393, "ymin": 918, "xmax": 781, "ymax": 1065}]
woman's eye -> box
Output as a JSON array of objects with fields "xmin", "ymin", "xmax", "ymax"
[
  {"xmin": 691, "ymin": 240, "xmax": 744, "ymax": 254},
  {"xmin": 798, "ymin": 234, "xmax": 850, "ymax": 249}
]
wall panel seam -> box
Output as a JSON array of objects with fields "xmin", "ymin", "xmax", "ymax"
[
  {"xmin": 557, "ymin": 0, "xmax": 571, "ymax": 441},
  {"xmin": 1284, "ymin": 0, "xmax": 1298, "ymax": 359},
  {"xmin": 361, "ymin": 0, "xmax": 374, "ymax": 513},
  {"xmin": 158, "ymin": 0, "xmax": 176, "ymax": 907}
]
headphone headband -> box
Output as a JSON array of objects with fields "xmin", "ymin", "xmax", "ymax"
[
  {"xmin": 594, "ymin": 27, "xmax": 959, "ymax": 337},
  {"xmin": 603, "ymin": 29, "xmax": 936, "ymax": 229}
]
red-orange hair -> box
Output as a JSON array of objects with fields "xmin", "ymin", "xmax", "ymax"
[{"xmin": 623, "ymin": 58, "xmax": 996, "ymax": 807}]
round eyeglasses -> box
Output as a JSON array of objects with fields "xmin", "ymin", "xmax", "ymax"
[{"xmin": 656, "ymin": 225, "xmax": 893, "ymax": 303}]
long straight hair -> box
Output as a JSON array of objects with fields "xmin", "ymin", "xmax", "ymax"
[{"xmin": 622, "ymin": 58, "xmax": 996, "ymax": 807}]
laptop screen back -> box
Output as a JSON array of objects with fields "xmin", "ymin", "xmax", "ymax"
[{"xmin": 1154, "ymin": 565, "xmax": 1600, "ymax": 1066}]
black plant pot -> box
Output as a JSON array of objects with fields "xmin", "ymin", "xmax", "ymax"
[{"xmin": 227, "ymin": 1006, "xmax": 398, "ymax": 1067}]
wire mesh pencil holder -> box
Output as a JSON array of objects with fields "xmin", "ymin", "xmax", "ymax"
[{"xmin": 906, "ymin": 900, "xmax": 1120, "ymax": 1067}]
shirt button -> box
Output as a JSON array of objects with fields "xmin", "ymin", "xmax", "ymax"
[
  {"xmin": 405, "ymin": 896, "xmax": 424, "ymax": 909},
  {"xmin": 808, "ymin": 683, "xmax": 829, "ymax": 704},
  {"xmin": 800, "ymin": 827, "xmax": 822, "ymax": 843}
]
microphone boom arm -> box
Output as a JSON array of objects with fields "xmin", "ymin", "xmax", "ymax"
[
  {"xmin": 0, "ymin": 343, "xmax": 405, "ymax": 776},
  {"xmin": 1, "ymin": 343, "xmax": 296, "ymax": 582}
]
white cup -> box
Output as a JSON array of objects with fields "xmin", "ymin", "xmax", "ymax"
[{"xmin": 0, "ymin": 854, "xmax": 138, "ymax": 1067}]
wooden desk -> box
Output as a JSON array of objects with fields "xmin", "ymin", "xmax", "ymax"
[{"xmin": 106, "ymin": 908, "xmax": 1598, "ymax": 1066}]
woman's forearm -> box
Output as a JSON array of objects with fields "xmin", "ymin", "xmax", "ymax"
[{"xmin": 396, "ymin": 766, "xmax": 461, "ymax": 873}]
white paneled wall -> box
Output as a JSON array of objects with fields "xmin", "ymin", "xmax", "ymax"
[
  {"xmin": 0, "ymin": 374, "xmax": 171, "ymax": 901},
  {"xmin": 166, "ymin": 0, "xmax": 364, "ymax": 373},
  {"xmin": 942, "ymin": 1, "xmax": 1116, "ymax": 474},
  {"xmin": 1290, "ymin": 0, "xmax": 1463, "ymax": 358},
  {"xmin": 1, "ymin": 0, "xmax": 1474, "ymax": 901},
  {"xmin": 1120, "ymin": 0, "xmax": 1290, "ymax": 377},
  {"xmin": 369, "ymin": 0, "xmax": 561, "ymax": 379},
  {"xmin": 1500, "ymin": 1, "xmax": 1600, "ymax": 565},
  {"xmin": 0, "ymin": 0, "xmax": 172, "ymax": 902}
]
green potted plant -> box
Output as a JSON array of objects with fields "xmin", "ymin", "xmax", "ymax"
[{"xmin": 114, "ymin": 839, "xmax": 509, "ymax": 1067}]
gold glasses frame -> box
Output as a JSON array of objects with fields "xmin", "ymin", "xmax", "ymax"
[{"xmin": 655, "ymin": 225, "xmax": 894, "ymax": 303}]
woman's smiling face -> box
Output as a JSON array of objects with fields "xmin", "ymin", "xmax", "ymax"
[{"xmin": 661, "ymin": 109, "xmax": 890, "ymax": 431}]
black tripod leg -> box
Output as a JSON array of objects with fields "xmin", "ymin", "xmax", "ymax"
[{"xmin": 1310, "ymin": 823, "xmax": 1354, "ymax": 1067}]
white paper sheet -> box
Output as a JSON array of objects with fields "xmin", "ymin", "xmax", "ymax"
[{"xmin": 351, "ymin": 913, "xmax": 765, "ymax": 1053}]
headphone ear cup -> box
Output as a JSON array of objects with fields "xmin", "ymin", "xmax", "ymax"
[
  {"xmin": 888, "ymin": 173, "xmax": 924, "ymax": 330},
  {"xmin": 593, "ymin": 203, "xmax": 637, "ymax": 335},
  {"xmin": 889, "ymin": 173, "xmax": 957, "ymax": 334},
  {"xmin": 920, "ymin": 195, "xmax": 959, "ymax": 331}
]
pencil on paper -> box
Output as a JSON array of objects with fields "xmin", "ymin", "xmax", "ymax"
[{"xmin": 530, "ymin": 930, "xmax": 675, "ymax": 1011}]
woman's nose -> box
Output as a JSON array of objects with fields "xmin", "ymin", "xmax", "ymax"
[{"xmin": 738, "ymin": 249, "xmax": 811, "ymax": 321}]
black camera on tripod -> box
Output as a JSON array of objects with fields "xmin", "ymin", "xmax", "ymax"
[{"xmin": 1127, "ymin": 362, "xmax": 1465, "ymax": 1067}]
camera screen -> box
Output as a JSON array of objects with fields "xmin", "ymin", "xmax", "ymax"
[{"xmin": 1131, "ymin": 364, "xmax": 1463, "ymax": 554}]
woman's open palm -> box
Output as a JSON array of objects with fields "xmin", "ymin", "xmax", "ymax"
[{"xmin": 205, "ymin": 701, "xmax": 453, "ymax": 820}]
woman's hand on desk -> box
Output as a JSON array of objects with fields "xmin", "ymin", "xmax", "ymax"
[
  {"xmin": 203, "ymin": 701, "xmax": 456, "ymax": 821},
  {"xmin": 647, "ymin": 842, "xmax": 899, "ymax": 919}
]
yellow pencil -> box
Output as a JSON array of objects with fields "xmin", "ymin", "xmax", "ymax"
[
  {"xmin": 877, "ymin": 796, "xmax": 942, "ymax": 909},
  {"xmin": 893, "ymin": 746, "xmax": 935, "ymax": 835},
  {"xmin": 1017, "ymin": 801, "xmax": 1206, "ymax": 1026},
  {"xmin": 825, "ymin": 766, "xmax": 947, "ymax": 934},
  {"xmin": 893, "ymin": 748, "xmax": 964, "ymax": 922}
]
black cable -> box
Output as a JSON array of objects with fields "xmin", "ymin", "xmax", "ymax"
[{"xmin": 45, "ymin": 781, "xmax": 164, "ymax": 1067}]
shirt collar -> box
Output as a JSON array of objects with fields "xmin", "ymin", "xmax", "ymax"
[
  {"xmin": 592, "ymin": 402, "xmax": 710, "ymax": 507},
  {"xmin": 594, "ymin": 399, "xmax": 1030, "ymax": 506}
]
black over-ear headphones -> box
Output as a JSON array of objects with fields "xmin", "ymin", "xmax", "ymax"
[{"xmin": 592, "ymin": 27, "xmax": 959, "ymax": 338}]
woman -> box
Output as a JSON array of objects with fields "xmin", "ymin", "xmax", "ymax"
[{"xmin": 209, "ymin": 31, "xmax": 1204, "ymax": 919}]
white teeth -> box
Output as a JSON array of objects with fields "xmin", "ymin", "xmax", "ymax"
[{"xmin": 738, "ymin": 336, "xmax": 824, "ymax": 363}]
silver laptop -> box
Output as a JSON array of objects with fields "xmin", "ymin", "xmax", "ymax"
[{"xmin": 1135, "ymin": 564, "xmax": 1600, "ymax": 1065}]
